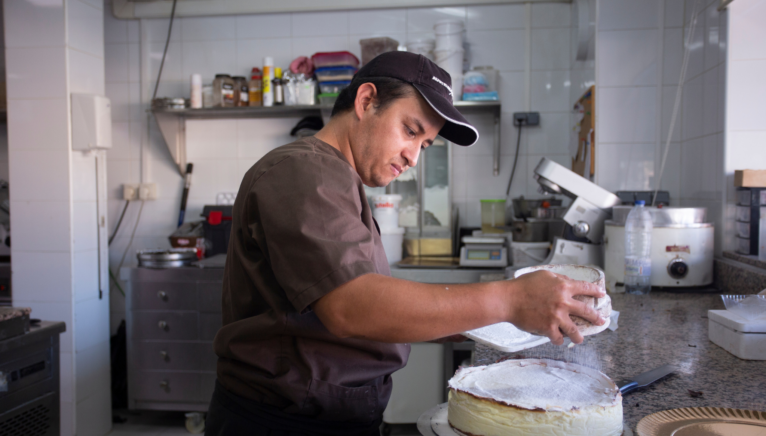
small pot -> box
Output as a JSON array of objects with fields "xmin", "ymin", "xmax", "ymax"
[{"xmin": 137, "ymin": 248, "xmax": 197, "ymax": 268}]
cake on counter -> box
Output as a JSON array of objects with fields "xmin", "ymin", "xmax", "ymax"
[{"xmin": 447, "ymin": 358, "xmax": 623, "ymax": 436}]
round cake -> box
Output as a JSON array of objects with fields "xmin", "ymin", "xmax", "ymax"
[{"xmin": 448, "ymin": 359, "xmax": 623, "ymax": 436}]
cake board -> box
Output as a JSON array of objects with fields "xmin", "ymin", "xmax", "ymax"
[{"xmin": 417, "ymin": 403, "xmax": 633, "ymax": 436}]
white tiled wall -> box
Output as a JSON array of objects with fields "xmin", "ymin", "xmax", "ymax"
[
  {"xmin": 723, "ymin": 0, "xmax": 766, "ymax": 253},
  {"xmin": 4, "ymin": 0, "xmax": 111, "ymax": 434},
  {"xmin": 595, "ymin": 0, "xmax": 727, "ymax": 255},
  {"xmin": 103, "ymin": 0, "xmax": 582, "ymax": 320}
]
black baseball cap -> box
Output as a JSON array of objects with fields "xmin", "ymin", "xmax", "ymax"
[{"xmin": 356, "ymin": 51, "xmax": 479, "ymax": 147}]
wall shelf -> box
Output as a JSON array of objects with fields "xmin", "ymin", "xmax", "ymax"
[{"xmin": 151, "ymin": 100, "xmax": 501, "ymax": 177}]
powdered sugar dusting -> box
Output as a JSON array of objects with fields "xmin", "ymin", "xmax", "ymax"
[
  {"xmin": 449, "ymin": 359, "xmax": 620, "ymax": 412},
  {"xmin": 465, "ymin": 322, "xmax": 535, "ymax": 347}
]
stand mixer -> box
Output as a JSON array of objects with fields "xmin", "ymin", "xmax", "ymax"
[{"xmin": 531, "ymin": 158, "xmax": 621, "ymax": 267}]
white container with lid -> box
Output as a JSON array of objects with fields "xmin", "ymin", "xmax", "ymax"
[
  {"xmin": 434, "ymin": 48, "xmax": 464, "ymax": 80},
  {"xmin": 708, "ymin": 309, "xmax": 766, "ymax": 360},
  {"xmin": 371, "ymin": 194, "xmax": 402, "ymax": 229},
  {"xmin": 434, "ymin": 19, "xmax": 464, "ymax": 51},
  {"xmin": 407, "ymin": 39, "xmax": 435, "ymax": 60},
  {"xmin": 380, "ymin": 227, "xmax": 405, "ymax": 264}
]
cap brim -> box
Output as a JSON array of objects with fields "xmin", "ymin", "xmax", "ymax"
[{"xmin": 413, "ymin": 83, "xmax": 479, "ymax": 147}]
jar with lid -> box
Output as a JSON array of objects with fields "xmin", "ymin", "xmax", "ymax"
[
  {"xmin": 248, "ymin": 68, "xmax": 263, "ymax": 107},
  {"xmin": 212, "ymin": 74, "xmax": 235, "ymax": 107},
  {"xmin": 272, "ymin": 67, "xmax": 285, "ymax": 106},
  {"xmin": 232, "ymin": 76, "xmax": 249, "ymax": 107}
]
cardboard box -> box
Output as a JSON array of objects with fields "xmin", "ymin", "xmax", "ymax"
[
  {"xmin": 169, "ymin": 221, "xmax": 205, "ymax": 256},
  {"xmin": 735, "ymin": 170, "xmax": 766, "ymax": 188}
]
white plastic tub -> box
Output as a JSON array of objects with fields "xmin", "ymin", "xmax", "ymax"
[
  {"xmin": 434, "ymin": 48, "xmax": 464, "ymax": 81},
  {"xmin": 510, "ymin": 241, "xmax": 550, "ymax": 267},
  {"xmin": 407, "ymin": 39, "xmax": 435, "ymax": 60},
  {"xmin": 434, "ymin": 19, "xmax": 464, "ymax": 50},
  {"xmin": 381, "ymin": 227, "xmax": 405, "ymax": 264},
  {"xmin": 371, "ymin": 194, "xmax": 402, "ymax": 229}
]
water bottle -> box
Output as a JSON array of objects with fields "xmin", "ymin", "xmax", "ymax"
[{"xmin": 624, "ymin": 200, "xmax": 653, "ymax": 294}]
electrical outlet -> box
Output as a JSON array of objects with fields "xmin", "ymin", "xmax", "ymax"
[
  {"xmin": 513, "ymin": 112, "xmax": 540, "ymax": 126},
  {"xmin": 138, "ymin": 183, "xmax": 157, "ymax": 200},
  {"xmin": 123, "ymin": 184, "xmax": 139, "ymax": 201}
]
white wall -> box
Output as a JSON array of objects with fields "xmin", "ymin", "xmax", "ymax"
[
  {"xmin": 723, "ymin": 0, "xmax": 766, "ymax": 253},
  {"xmin": 103, "ymin": 1, "xmax": 582, "ymax": 331},
  {"xmin": 595, "ymin": 0, "xmax": 727, "ymax": 254},
  {"xmin": 5, "ymin": 0, "xmax": 112, "ymax": 434}
]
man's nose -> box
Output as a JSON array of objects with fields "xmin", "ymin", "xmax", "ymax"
[{"xmin": 402, "ymin": 144, "xmax": 420, "ymax": 168}]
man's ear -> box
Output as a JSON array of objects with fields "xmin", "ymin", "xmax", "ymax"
[{"xmin": 354, "ymin": 82, "xmax": 378, "ymax": 121}]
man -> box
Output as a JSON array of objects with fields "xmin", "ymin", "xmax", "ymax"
[{"xmin": 206, "ymin": 52, "xmax": 605, "ymax": 435}]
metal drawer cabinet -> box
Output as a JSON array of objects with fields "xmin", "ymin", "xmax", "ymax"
[
  {"xmin": 197, "ymin": 282, "xmax": 223, "ymax": 313},
  {"xmin": 134, "ymin": 342, "xmax": 217, "ymax": 371},
  {"xmin": 124, "ymin": 266, "xmax": 225, "ymax": 431},
  {"xmin": 132, "ymin": 371, "xmax": 217, "ymax": 404},
  {"xmin": 132, "ymin": 281, "xmax": 197, "ymax": 311},
  {"xmin": 131, "ymin": 312, "xmax": 200, "ymax": 341}
]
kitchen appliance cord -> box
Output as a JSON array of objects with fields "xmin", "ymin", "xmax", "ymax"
[
  {"xmin": 505, "ymin": 124, "xmax": 523, "ymax": 197},
  {"xmin": 108, "ymin": 200, "xmax": 130, "ymax": 246},
  {"xmin": 652, "ymin": 0, "xmax": 699, "ymax": 206},
  {"xmin": 151, "ymin": 0, "xmax": 179, "ymax": 101},
  {"xmin": 117, "ymin": 200, "xmax": 145, "ymax": 273}
]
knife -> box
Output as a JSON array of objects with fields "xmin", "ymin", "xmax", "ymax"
[{"xmin": 617, "ymin": 364, "xmax": 676, "ymax": 395}]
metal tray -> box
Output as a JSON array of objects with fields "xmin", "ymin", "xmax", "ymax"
[
  {"xmin": 137, "ymin": 248, "xmax": 197, "ymax": 268},
  {"xmin": 0, "ymin": 308, "xmax": 31, "ymax": 341},
  {"xmin": 637, "ymin": 407, "xmax": 766, "ymax": 436}
]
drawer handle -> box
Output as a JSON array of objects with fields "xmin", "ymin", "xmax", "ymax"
[
  {"xmin": 157, "ymin": 291, "xmax": 168, "ymax": 301},
  {"xmin": 158, "ymin": 321, "xmax": 168, "ymax": 331},
  {"xmin": 159, "ymin": 379, "xmax": 169, "ymax": 391},
  {"xmin": 160, "ymin": 350, "xmax": 169, "ymax": 361}
]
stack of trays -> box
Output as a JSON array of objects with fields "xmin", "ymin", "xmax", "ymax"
[
  {"xmin": 735, "ymin": 188, "xmax": 766, "ymax": 255},
  {"xmin": 311, "ymin": 51, "xmax": 359, "ymax": 106}
]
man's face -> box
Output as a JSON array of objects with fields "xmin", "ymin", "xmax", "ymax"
[{"xmin": 350, "ymin": 87, "xmax": 446, "ymax": 187}]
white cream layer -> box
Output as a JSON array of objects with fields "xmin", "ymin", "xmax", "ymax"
[
  {"xmin": 448, "ymin": 359, "xmax": 621, "ymax": 412},
  {"xmin": 448, "ymin": 389, "xmax": 623, "ymax": 436}
]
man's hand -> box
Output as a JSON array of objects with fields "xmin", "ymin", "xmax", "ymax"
[{"xmin": 506, "ymin": 271, "xmax": 606, "ymax": 346}]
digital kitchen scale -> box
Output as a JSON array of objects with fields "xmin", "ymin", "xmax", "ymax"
[{"xmin": 459, "ymin": 236, "xmax": 508, "ymax": 267}]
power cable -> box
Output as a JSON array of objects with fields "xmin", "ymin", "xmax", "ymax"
[
  {"xmin": 506, "ymin": 123, "xmax": 524, "ymax": 197},
  {"xmin": 108, "ymin": 200, "xmax": 130, "ymax": 246},
  {"xmin": 118, "ymin": 200, "xmax": 145, "ymax": 273},
  {"xmin": 151, "ymin": 0, "xmax": 179, "ymax": 101}
]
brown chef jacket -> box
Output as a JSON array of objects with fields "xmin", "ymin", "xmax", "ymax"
[{"xmin": 213, "ymin": 136, "xmax": 411, "ymax": 423}]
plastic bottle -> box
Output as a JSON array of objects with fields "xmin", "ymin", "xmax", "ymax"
[
  {"xmin": 190, "ymin": 74, "xmax": 202, "ymax": 109},
  {"xmin": 624, "ymin": 200, "xmax": 653, "ymax": 294},
  {"xmin": 262, "ymin": 57, "xmax": 274, "ymax": 107},
  {"xmin": 248, "ymin": 68, "xmax": 263, "ymax": 107},
  {"xmin": 273, "ymin": 67, "xmax": 284, "ymax": 106}
]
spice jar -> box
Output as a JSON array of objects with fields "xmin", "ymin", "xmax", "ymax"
[
  {"xmin": 248, "ymin": 68, "xmax": 263, "ymax": 107},
  {"xmin": 273, "ymin": 67, "xmax": 284, "ymax": 106},
  {"xmin": 212, "ymin": 74, "xmax": 235, "ymax": 107},
  {"xmin": 233, "ymin": 76, "xmax": 249, "ymax": 107}
]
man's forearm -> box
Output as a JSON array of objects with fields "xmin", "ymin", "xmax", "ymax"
[{"xmin": 313, "ymin": 274, "xmax": 511, "ymax": 343}]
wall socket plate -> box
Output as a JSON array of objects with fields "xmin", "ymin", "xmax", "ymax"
[
  {"xmin": 138, "ymin": 183, "xmax": 157, "ymax": 200},
  {"xmin": 123, "ymin": 184, "xmax": 138, "ymax": 200}
]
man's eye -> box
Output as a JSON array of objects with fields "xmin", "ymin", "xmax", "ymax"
[{"xmin": 405, "ymin": 127, "xmax": 415, "ymax": 138}]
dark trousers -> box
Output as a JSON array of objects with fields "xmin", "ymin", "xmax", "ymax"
[{"xmin": 205, "ymin": 381, "xmax": 382, "ymax": 436}]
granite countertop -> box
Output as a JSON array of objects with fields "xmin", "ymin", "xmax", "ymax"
[{"xmin": 473, "ymin": 292, "xmax": 766, "ymax": 432}]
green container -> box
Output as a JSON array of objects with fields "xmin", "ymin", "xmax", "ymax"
[{"xmin": 480, "ymin": 199, "xmax": 506, "ymax": 233}]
